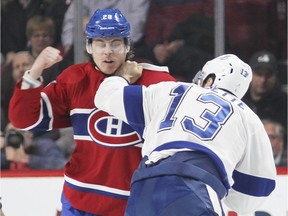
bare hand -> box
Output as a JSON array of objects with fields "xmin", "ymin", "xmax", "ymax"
[
  {"xmin": 30, "ymin": 46, "xmax": 63, "ymax": 79},
  {"xmin": 154, "ymin": 40, "xmax": 184, "ymax": 64},
  {"xmin": 5, "ymin": 145, "xmax": 29, "ymax": 163},
  {"xmin": 116, "ymin": 60, "xmax": 143, "ymax": 84}
]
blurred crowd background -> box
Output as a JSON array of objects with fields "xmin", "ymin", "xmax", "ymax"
[{"xmin": 1, "ymin": 0, "xmax": 287, "ymax": 170}]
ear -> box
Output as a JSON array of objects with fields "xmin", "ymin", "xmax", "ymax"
[{"xmin": 203, "ymin": 77, "xmax": 214, "ymax": 87}]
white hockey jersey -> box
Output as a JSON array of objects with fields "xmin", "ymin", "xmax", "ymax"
[{"xmin": 95, "ymin": 76, "xmax": 276, "ymax": 214}]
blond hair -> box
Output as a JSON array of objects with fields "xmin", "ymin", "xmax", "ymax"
[{"xmin": 26, "ymin": 15, "xmax": 55, "ymax": 39}]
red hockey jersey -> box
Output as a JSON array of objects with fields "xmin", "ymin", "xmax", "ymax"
[{"xmin": 9, "ymin": 62, "xmax": 175, "ymax": 215}]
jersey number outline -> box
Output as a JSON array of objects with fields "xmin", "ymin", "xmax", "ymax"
[{"xmin": 159, "ymin": 84, "xmax": 233, "ymax": 141}]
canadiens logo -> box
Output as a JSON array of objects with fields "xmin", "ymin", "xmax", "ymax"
[{"xmin": 87, "ymin": 109, "xmax": 142, "ymax": 147}]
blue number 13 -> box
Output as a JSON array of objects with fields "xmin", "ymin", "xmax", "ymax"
[{"xmin": 159, "ymin": 84, "xmax": 233, "ymax": 141}]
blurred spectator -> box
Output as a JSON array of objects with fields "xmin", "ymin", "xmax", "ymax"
[
  {"xmin": 3, "ymin": 122, "xmax": 67, "ymax": 170},
  {"xmin": 61, "ymin": 0, "xmax": 150, "ymax": 55},
  {"xmin": 262, "ymin": 118, "xmax": 287, "ymax": 167},
  {"xmin": 1, "ymin": 0, "xmax": 68, "ymax": 65},
  {"xmin": 25, "ymin": 15, "xmax": 55, "ymax": 58},
  {"xmin": 225, "ymin": 0, "xmax": 287, "ymax": 62},
  {"xmin": 55, "ymin": 127, "xmax": 75, "ymax": 160},
  {"xmin": 141, "ymin": 0, "xmax": 213, "ymax": 46},
  {"xmin": 134, "ymin": 0, "xmax": 217, "ymax": 81},
  {"xmin": 1, "ymin": 51, "xmax": 34, "ymax": 130},
  {"xmin": 1, "ymin": 131, "xmax": 9, "ymax": 170},
  {"xmin": 1, "ymin": 14, "xmax": 67, "ymax": 86},
  {"xmin": 25, "ymin": 15, "xmax": 68, "ymax": 85},
  {"xmin": 242, "ymin": 50, "xmax": 287, "ymax": 130},
  {"xmin": 38, "ymin": 0, "xmax": 69, "ymax": 49},
  {"xmin": 1, "ymin": 0, "xmax": 39, "ymax": 64}
]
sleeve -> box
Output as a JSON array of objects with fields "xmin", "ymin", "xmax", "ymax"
[
  {"xmin": 95, "ymin": 76, "xmax": 130, "ymax": 122},
  {"xmin": 95, "ymin": 76, "xmax": 146, "ymax": 136},
  {"xmin": 223, "ymin": 117, "xmax": 277, "ymax": 214},
  {"xmin": 9, "ymin": 82, "xmax": 43, "ymax": 129},
  {"xmin": 9, "ymin": 77, "xmax": 71, "ymax": 131}
]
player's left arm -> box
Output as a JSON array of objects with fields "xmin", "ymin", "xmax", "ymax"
[{"xmin": 95, "ymin": 76, "xmax": 147, "ymax": 136}]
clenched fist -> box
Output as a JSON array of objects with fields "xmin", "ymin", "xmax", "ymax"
[
  {"xmin": 116, "ymin": 60, "xmax": 143, "ymax": 84},
  {"xmin": 30, "ymin": 46, "xmax": 63, "ymax": 79}
]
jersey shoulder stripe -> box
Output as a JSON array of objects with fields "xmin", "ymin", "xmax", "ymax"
[{"xmin": 140, "ymin": 63, "xmax": 169, "ymax": 72}]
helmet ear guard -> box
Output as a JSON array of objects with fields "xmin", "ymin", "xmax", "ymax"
[
  {"xmin": 86, "ymin": 39, "xmax": 92, "ymax": 54},
  {"xmin": 194, "ymin": 54, "xmax": 252, "ymax": 99},
  {"xmin": 124, "ymin": 38, "xmax": 131, "ymax": 53},
  {"xmin": 192, "ymin": 70, "xmax": 205, "ymax": 86}
]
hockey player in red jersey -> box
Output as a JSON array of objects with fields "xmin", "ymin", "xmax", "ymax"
[{"xmin": 9, "ymin": 9, "xmax": 175, "ymax": 216}]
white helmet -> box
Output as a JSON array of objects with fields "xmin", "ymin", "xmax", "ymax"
[{"xmin": 193, "ymin": 54, "xmax": 252, "ymax": 99}]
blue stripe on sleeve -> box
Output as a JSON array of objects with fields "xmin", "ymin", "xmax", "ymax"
[
  {"xmin": 232, "ymin": 170, "xmax": 275, "ymax": 197},
  {"xmin": 31, "ymin": 98, "xmax": 51, "ymax": 131},
  {"xmin": 123, "ymin": 86, "xmax": 145, "ymax": 137}
]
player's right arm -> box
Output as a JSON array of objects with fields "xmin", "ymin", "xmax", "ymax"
[{"xmin": 8, "ymin": 47, "xmax": 65, "ymax": 130}]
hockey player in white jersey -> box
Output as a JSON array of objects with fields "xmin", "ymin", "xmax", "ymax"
[{"xmin": 95, "ymin": 54, "xmax": 276, "ymax": 215}]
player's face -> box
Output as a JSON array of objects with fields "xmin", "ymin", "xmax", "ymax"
[{"xmin": 91, "ymin": 38, "xmax": 127, "ymax": 75}]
